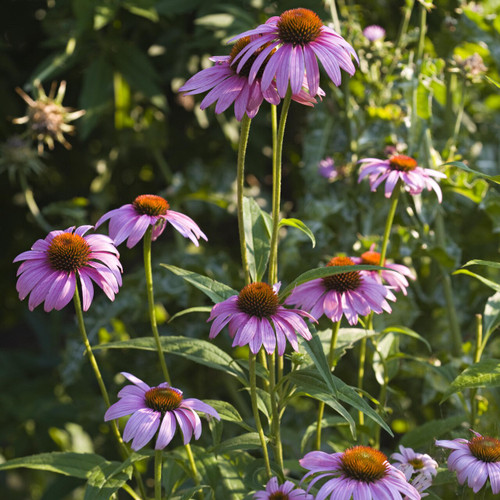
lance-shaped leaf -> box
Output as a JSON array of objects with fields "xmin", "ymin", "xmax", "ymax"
[
  {"xmin": 444, "ymin": 161, "xmax": 500, "ymax": 185},
  {"xmin": 161, "ymin": 264, "xmax": 238, "ymax": 303},
  {"xmin": 441, "ymin": 359, "xmax": 500, "ymax": 402},
  {"xmin": 279, "ymin": 218, "xmax": 316, "ymax": 248}
]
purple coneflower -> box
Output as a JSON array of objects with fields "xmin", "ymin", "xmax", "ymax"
[
  {"xmin": 318, "ymin": 157, "xmax": 338, "ymax": 181},
  {"xmin": 14, "ymin": 225, "xmax": 122, "ymax": 312},
  {"xmin": 104, "ymin": 372, "xmax": 219, "ymax": 451},
  {"xmin": 358, "ymin": 154, "xmax": 447, "ymax": 201},
  {"xmin": 351, "ymin": 244, "xmax": 415, "ymax": 295},
  {"xmin": 179, "ymin": 37, "xmax": 323, "ymax": 121},
  {"xmin": 436, "ymin": 430, "xmax": 500, "ymax": 494},
  {"xmin": 95, "ymin": 194, "xmax": 207, "ymax": 249},
  {"xmin": 391, "ymin": 445, "xmax": 438, "ymax": 496},
  {"xmin": 230, "ymin": 8, "xmax": 358, "ymax": 98},
  {"xmin": 207, "ymin": 281, "xmax": 315, "ymax": 355},
  {"xmin": 254, "ymin": 476, "xmax": 313, "ymax": 499},
  {"xmin": 300, "ymin": 447, "xmax": 420, "ymax": 499},
  {"xmin": 285, "ymin": 256, "xmax": 395, "ymax": 325},
  {"xmin": 362, "ymin": 25, "xmax": 386, "ymax": 42}
]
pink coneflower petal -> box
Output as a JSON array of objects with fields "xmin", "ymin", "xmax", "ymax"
[
  {"xmin": 105, "ymin": 373, "xmax": 219, "ymax": 451},
  {"xmin": 358, "ymin": 154, "xmax": 446, "ymax": 201},
  {"xmin": 208, "ymin": 281, "xmax": 315, "ymax": 355},
  {"xmin": 14, "ymin": 226, "xmax": 122, "ymax": 312}
]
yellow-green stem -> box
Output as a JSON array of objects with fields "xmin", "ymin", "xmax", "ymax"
[
  {"xmin": 144, "ymin": 226, "xmax": 171, "ymax": 383},
  {"xmin": 121, "ymin": 483, "xmax": 143, "ymax": 500},
  {"xmin": 357, "ymin": 337, "xmax": 367, "ymax": 428},
  {"xmin": 185, "ymin": 443, "xmax": 202, "ymax": 498},
  {"xmin": 315, "ymin": 320, "xmax": 341, "ymax": 449},
  {"xmin": 268, "ymin": 353, "xmax": 284, "ymax": 473},
  {"xmin": 470, "ymin": 314, "xmax": 483, "ymax": 427},
  {"xmin": 73, "ymin": 287, "xmax": 147, "ymax": 499},
  {"xmin": 379, "ymin": 185, "xmax": 400, "ymax": 266},
  {"xmin": 155, "ymin": 449, "xmax": 162, "ymax": 500},
  {"xmin": 237, "ymin": 114, "xmax": 252, "ymax": 285},
  {"xmin": 18, "ymin": 171, "xmax": 51, "ymax": 232},
  {"xmin": 268, "ymin": 89, "xmax": 292, "ymax": 285},
  {"xmin": 249, "ymin": 352, "xmax": 272, "ymax": 478}
]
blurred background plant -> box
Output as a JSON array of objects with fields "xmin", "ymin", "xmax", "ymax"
[{"xmin": 1, "ymin": 0, "xmax": 500, "ymax": 498}]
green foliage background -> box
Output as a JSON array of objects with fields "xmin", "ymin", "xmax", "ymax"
[{"xmin": 1, "ymin": 0, "xmax": 500, "ymax": 498}]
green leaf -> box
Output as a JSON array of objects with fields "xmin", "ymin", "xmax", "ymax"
[
  {"xmin": 416, "ymin": 81, "xmax": 431, "ymax": 120},
  {"xmin": 122, "ymin": 0, "xmax": 159, "ymax": 22},
  {"xmin": 279, "ymin": 218, "xmax": 316, "ymax": 248},
  {"xmin": 203, "ymin": 400, "xmax": 254, "ymax": 432},
  {"xmin": 400, "ymin": 415, "xmax": 466, "ymax": 448},
  {"xmin": 287, "ymin": 370, "xmax": 355, "ymax": 435},
  {"xmin": 96, "ymin": 336, "xmax": 247, "ymax": 383},
  {"xmin": 381, "ymin": 325, "xmax": 432, "ymax": 352},
  {"xmin": 453, "ymin": 269, "xmax": 500, "ymax": 293},
  {"xmin": 168, "ymin": 306, "xmax": 212, "ymax": 323},
  {"xmin": 213, "ymin": 433, "xmax": 265, "ymax": 454},
  {"xmin": 0, "ymin": 452, "xmax": 110, "ymax": 479},
  {"xmin": 464, "ymin": 259, "xmax": 500, "ymax": 270},
  {"xmin": 441, "ymin": 359, "xmax": 500, "ymax": 402},
  {"xmin": 279, "ymin": 265, "xmax": 390, "ymax": 299},
  {"xmin": 84, "ymin": 461, "xmax": 132, "ymax": 500},
  {"xmin": 242, "ymin": 196, "xmax": 272, "ymax": 282},
  {"xmin": 444, "ymin": 161, "xmax": 500, "ymax": 185},
  {"xmin": 485, "ymin": 75, "xmax": 500, "ymax": 89},
  {"xmin": 484, "ymin": 291, "xmax": 500, "ymax": 336},
  {"xmin": 160, "ymin": 264, "xmax": 238, "ymax": 303}
]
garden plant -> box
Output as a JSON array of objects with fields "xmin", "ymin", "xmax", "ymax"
[{"xmin": 2, "ymin": 0, "xmax": 500, "ymax": 498}]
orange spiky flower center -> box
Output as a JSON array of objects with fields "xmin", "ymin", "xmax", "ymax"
[
  {"xmin": 341, "ymin": 446, "xmax": 389, "ymax": 482},
  {"xmin": 229, "ymin": 37, "xmax": 276, "ymax": 78},
  {"xmin": 145, "ymin": 386, "xmax": 183, "ymax": 413},
  {"xmin": 323, "ymin": 256, "xmax": 362, "ymax": 292},
  {"xmin": 468, "ymin": 436, "xmax": 500, "ymax": 463},
  {"xmin": 132, "ymin": 195, "xmax": 169, "ymax": 216},
  {"xmin": 269, "ymin": 493, "xmax": 288, "ymax": 500},
  {"xmin": 48, "ymin": 232, "xmax": 91, "ymax": 272},
  {"xmin": 237, "ymin": 282, "xmax": 279, "ymax": 318},
  {"xmin": 277, "ymin": 8, "xmax": 323, "ymax": 46},
  {"xmin": 360, "ymin": 250, "xmax": 384, "ymax": 266},
  {"xmin": 389, "ymin": 155, "xmax": 418, "ymax": 172}
]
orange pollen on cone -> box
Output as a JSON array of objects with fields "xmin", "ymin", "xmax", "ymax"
[
  {"xmin": 323, "ymin": 256, "xmax": 362, "ymax": 293},
  {"xmin": 269, "ymin": 493, "xmax": 288, "ymax": 500},
  {"xmin": 229, "ymin": 37, "xmax": 276, "ymax": 78},
  {"xmin": 468, "ymin": 436, "xmax": 500, "ymax": 463},
  {"xmin": 133, "ymin": 195, "xmax": 169, "ymax": 216},
  {"xmin": 389, "ymin": 155, "xmax": 418, "ymax": 172},
  {"xmin": 237, "ymin": 282, "xmax": 279, "ymax": 318},
  {"xmin": 48, "ymin": 232, "xmax": 91, "ymax": 272},
  {"xmin": 341, "ymin": 446, "xmax": 389, "ymax": 482},
  {"xmin": 361, "ymin": 250, "xmax": 383, "ymax": 266},
  {"xmin": 277, "ymin": 8, "xmax": 323, "ymax": 46},
  {"xmin": 145, "ymin": 386, "xmax": 183, "ymax": 413}
]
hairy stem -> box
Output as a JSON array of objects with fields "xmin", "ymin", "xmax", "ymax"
[{"xmin": 144, "ymin": 226, "xmax": 171, "ymax": 383}]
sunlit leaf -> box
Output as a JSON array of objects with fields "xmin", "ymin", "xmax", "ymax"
[
  {"xmin": 96, "ymin": 336, "xmax": 247, "ymax": 383},
  {"xmin": 279, "ymin": 218, "xmax": 316, "ymax": 248},
  {"xmin": 381, "ymin": 325, "xmax": 432, "ymax": 352},
  {"xmin": 441, "ymin": 359, "xmax": 500, "ymax": 401},
  {"xmin": 168, "ymin": 306, "xmax": 212, "ymax": 323},
  {"xmin": 484, "ymin": 291, "xmax": 500, "ymax": 336},
  {"xmin": 444, "ymin": 161, "xmax": 500, "ymax": 185},
  {"xmin": 213, "ymin": 433, "xmax": 265, "ymax": 454},
  {"xmin": 161, "ymin": 264, "xmax": 238, "ymax": 303}
]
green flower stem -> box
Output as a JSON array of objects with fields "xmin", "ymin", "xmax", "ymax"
[
  {"xmin": 470, "ymin": 314, "xmax": 483, "ymax": 427},
  {"xmin": 327, "ymin": 0, "xmax": 341, "ymax": 34},
  {"xmin": 237, "ymin": 114, "xmax": 252, "ymax": 285},
  {"xmin": 185, "ymin": 443, "xmax": 202, "ymax": 497},
  {"xmin": 121, "ymin": 483, "xmax": 143, "ymax": 500},
  {"xmin": 379, "ymin": 184, "xmax": 400, "ymax": 267},
  {"xmin": 268, "ymin": 353, "xmax": 284, "ymax": 473},
  {"xmin": 315, "ymin": 320, "xmax": 341, "ymax": 450},
  {"xmin": 357, "ymin": 337, "xmax": 367, "ymax": 429},
  {"xmin": 416, "ymin": 3, "xmax": 427, "ymax": 71},
  {"xmin": 143, "ymin": 226, "xmax": 171, "ymax": 384},
  {"xmin": 268, "ymin": 89, "xmax": 292, "ymax": 285},
  {"xmin": 249, "ymin": 352, "xmax": 272, "ymax": 478},
  {"xmin": 18, "ymin": 171, "xmax": 51, "ymax": 232},
  {"xmin": 154, "ymin": 449, "xmax": 162, "ymax": 500},
  {"xmin": 73, "ymin": 287, "xmax": 147, "ymax": 500}
]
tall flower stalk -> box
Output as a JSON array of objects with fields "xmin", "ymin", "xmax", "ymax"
[
  {"xmin": 143, "ymin": 226, "xmax": 171, "ymax": 384},
  {"xmin": 315, "ymin": 320, "xmax": 341, "ymax": 449}
]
